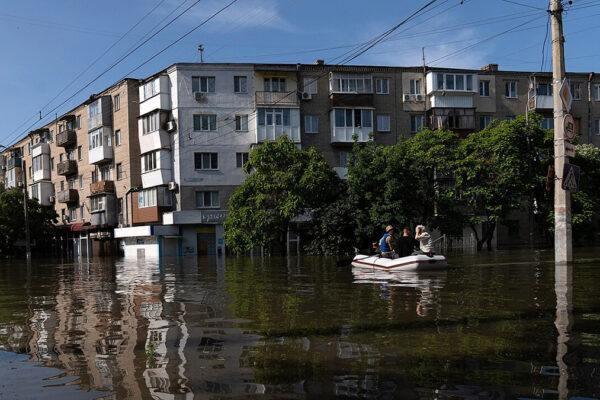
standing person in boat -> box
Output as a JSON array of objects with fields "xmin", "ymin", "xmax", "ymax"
[
  {"xmin": 379, "ymin": 225, "xmax": 396, "ymax": 258},
  {"xmin": 397, "ymin": 227, "xmax": 416, "ymax": 257},
  {"xmin": 414, "ymin": 225, "xmax": 434, "ymax": 255}
]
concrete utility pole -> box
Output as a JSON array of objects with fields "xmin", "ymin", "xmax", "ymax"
[
  {"xmin": 550, "ymin": 0, "xmax": 572, "ymax": 263},
  {"xmin": 22, "ymin": 160, "xmax": 32, "ymax": 260}
]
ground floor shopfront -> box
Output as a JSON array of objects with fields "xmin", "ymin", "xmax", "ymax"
[{"xmin": 56, "ymin": 224, "xmax": 119, "ymax": 259}]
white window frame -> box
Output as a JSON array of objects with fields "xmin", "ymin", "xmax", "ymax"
[
  {"xmin": 114, "ymin": 94, "xmax": 120, "ymax": 111},
  {"xmin": 195, "ymin": 191, "xmax": 219, "ymax": 209},
  {"xmin": 595, "ymin": 84, "xmax": 600, "ymax": 101},
  {"xmin": 377, "ymin": 114, "xmax": 391, "ymax": 132},
  {"xmin": 375, "ymin": 78, "xmax": 389, "ymax": 94},
  {"xmin": 330, "ymin": 73, "xmax": 373, "ymax": 94},
  {"xmin": 142, "ymin": 151, "xmax": 158, "ymax": 173},
  {"xmin": 192, "ymin": 76, "xmax": 215, "ymax": 93},
  {"xmin": 479, "ymin": 80, "xmax": 490, "ymax": 97},
  {"xmin": 236, "ymin": 152, "xmax": 249, "ymax": 168},
  {"xmin": 304, "ymin": 115, "xmax": 319, "ymax": 133},
  {"xmin": 142, "ymin": 79, "xmax": 158, "ymax": 100},
  {"xmin": 409, "ymin": 79, "xmax": 422, "ymax": 95},
  {"xmin": 435, "ymin": 73, "xmax": 475, "ymax": 92},
  {"xmin": 333, "ymin": 108, "xmax": 373, "ymax": 129},
  {"xmin": 480, "ymin": 115, "xmax": 492, "ymax": 129},
  {"xmin": 235, "ymin": 115, "xmax": 248, "ymax": 131},
  {"xmin": 505, "ymin": 81, "xmax": 518, "ymax": 98},
  {"xmin": 115, "ymin": 129, "xmax": 121, "ymax": 146},
  {"xmin": 90, "ymin": 196, "xmax": 106, "ymax": 212},
  {"xmin": 541, "ymin": 117, "xmax": 554, "ymax": 130},
  {"xmin": 138, "ymin": 188, "xmax": 157, "ymax": 208},
  {"xmin": 193, "ymin": 114, "xmax": 217, "ymax": 131},
  {"xmin": 263, "ymin": 77, "xmax": 286, "ymax": 92},
  {"xmin": 570, "ymin": 83, "xmax": 581, "ymax": 100},
  {"xmin": 141, "ymin": 111, "xmax": 160, "ymax": 135},
  {"xmin": 410, "ymin": 115, "xmax": 424, "ymax": 133},
  {"xmin": 339, "ymin": 151, "xmax": 349, "ymax": 167},
  {"xmin": 234, "ymin": 76, "xmax": 247, "ymax": 93}
]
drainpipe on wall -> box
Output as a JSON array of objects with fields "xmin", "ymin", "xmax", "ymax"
[
  {"xmin": 124, "ymin": 186, "xmax": 141, "ymax": 227},
  {"xmin": 588, "ymin": 72, "xmax": 594, "ymax": 144}
]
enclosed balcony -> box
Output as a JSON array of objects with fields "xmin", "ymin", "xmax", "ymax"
[
  {"xmin": 7, "ymin": 156, "xmax": 21, "ymax": 169},
  {"xmin": 88, "ymin": 127, "xmax": 113, "ymax": 164},
  {"xmin": 90, "ymin": 180, "xmax": 115, "ymax": 195},
  {"xmin": 528, "ymin": 94, "xmax": 553, "ymax": 110},
  {"xmin": 56, "ymin": 130, "xmax": 77, "ymax": 147},
  {"xmin": 58, "ymin": 189, "xmax": 78, "ymax": 204},
  {"xmin": 255, "ymin": 91, "xmax": 299, "ymax": 106},
  {"xmin": 89, "ymin": 193, "xmax": 117, "ymax": 227},
  {"xmin": 57, "ymin": 160, "xmax": 77, "ymax": 176}
]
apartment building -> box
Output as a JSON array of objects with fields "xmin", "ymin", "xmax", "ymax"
[
  {"xmin": 1, "ymin": 78, "xmax": 141, "ymax": 258},
  {"xmin": 4, "ymin": 62, "xmax": 600, "ymax": 257}
]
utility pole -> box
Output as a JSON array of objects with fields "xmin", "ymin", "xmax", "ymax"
[
  {"xmin": 422, "ymin": 47, "xmax": 428, "ymax": 128},
  {"xmin": 21, "ymin": 159, "xmax": 32, "ymax": 260},
  {"xmin": 550, "ymin": 0, "xmax": 571, "ymax": 264}
]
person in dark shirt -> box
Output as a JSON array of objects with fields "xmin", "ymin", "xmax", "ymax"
[{"xmin": 397, "ymin": 227, "xmax": 417, "ymax": 257}]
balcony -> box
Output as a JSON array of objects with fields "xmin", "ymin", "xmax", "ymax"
[
  {"xmin": 329, "ymin": 93, "xmax": 374, "ymax": 108},
  {"xmin": 56, "ymin": 130, "xmax": 77, "ymax": 147},
  {"xmin": 8, "ymin": 156, "xmax": 21, "ymax": 169},
  {"xmin": 89, "ymin": 145, "xmax": 113, "ymax": 164},
  {"xmin": 90, "ymin": 180, "xmax": 115, "ymax": 195},
  {"xmin": 255, "ymin": 91, "xmax": 299, "ymax": 106},
  {"xmin": 528, "ymin": 94, "xmax": 553, "ymax": 110},
  {"xmin": 58, "ymin": 189, "xmax": 78, "ymax": 204},
  {"xmin": 31, "ymin": 142, "xmax": 50, "ymax": 157},
  {"xmin": 139, "ymin": 129, "xmax": 170, "ymax": 154},
  {"xmin": 331, "ymin": 127, "xmax": 372, "ymax": 144},
  {"xmin": 57, "ymin": 160, "xmax": 77, "ymax": 176}
]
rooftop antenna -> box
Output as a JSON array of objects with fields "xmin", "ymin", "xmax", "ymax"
[{"xmin": 198, "ymin": 44, "xmax": 204, "ymax": 63}]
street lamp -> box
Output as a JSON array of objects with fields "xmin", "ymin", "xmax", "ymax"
[{"xmin": 0, "ymin": 144, "xmax": 31, "ymax": 259}]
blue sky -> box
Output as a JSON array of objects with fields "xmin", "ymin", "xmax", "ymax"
[{"xmin": 1, "ymin": 0, "xmax": 598, "ymax": 145}]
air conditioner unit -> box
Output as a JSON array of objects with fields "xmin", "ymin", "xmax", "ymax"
[
  {"xmin": 403, "ymin": 94, "xmax": 414, "ymax": 102},
  {"xmin": 166, "ymin": 120, "xmax": 176, "ymax": 132},
  {"xmin": 301, "ymin": 92, "xmax": 312, "ymax": 100},
  {"xmin": 194, "ymin": 92, "xmax": 205, "ymax": 102},
  {"xmin": 49, "ymin": 196, "xmax": 55, "ymax": 204},
  {"xmin": 415, "ymin": 94, "xmax": 426, "ymax": 102},
  {"xmin": 168, "ymin": 181, "xmax": 178, "ymax": 191}
]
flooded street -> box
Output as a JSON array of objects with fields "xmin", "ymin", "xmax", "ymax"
[{"xmin": 0, "ymin": 248, "xmax": 599, "ymax": 399}]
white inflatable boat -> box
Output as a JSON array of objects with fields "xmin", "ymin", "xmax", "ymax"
[{"xmin": 351, "ymin": 253, "xmax": 448, "ymax": 271}]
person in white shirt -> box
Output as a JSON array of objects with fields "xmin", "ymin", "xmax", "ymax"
[{"xmin": 414, "ymin": 225, "xmax": 433, "ymax": 254}]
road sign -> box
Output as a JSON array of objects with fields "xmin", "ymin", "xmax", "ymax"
[
  {"xmin": 561, "ymin": 164, "xmax": 580, "ymax": 191},
  {"xmin": 559, "ymin": 79, "xmax": 572, "ymax": 112},
  {"xmin": 563, "ymin": 114, "xmax": 575, "ymax": 140},
  {"xmin": 564, "ymin": 142, "xmax": 576, "ymax": 158}
]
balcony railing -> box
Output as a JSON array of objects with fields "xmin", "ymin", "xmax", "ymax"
[
  {"xmin": 58, "ymin": 189, "xmax": 78, "ymax": 204},
  {"xmin": 7, "ymin": 157, "xmax": 21, "ymax": 169},
  {"xmin": 255, "ymin": 91, "xmax": 299, "ymax": 106},
  {"xmin": 56, "ymin": 130, "xmax": 77, "ymax": 147},
  {"xmin": 90, "ymin": 180, "xmax": 115, "ymax": 195},
  {"xmin": 528, "ymin": 94, "xmax": 553, "ymax": 110},
  {"xmin": 57, "ymin": 160, "xmax": 77, "ymax": 176}
]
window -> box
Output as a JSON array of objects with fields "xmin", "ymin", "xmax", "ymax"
[
  {"xmin": 67, "ymin": 177, "xmax": 75, "ymax": 190},
  {"xmin": 114, "ymin": 94, "xmax": 120, "ymax": 111},
  {"xmin": 69, "ymin": 207, "xmax": 77, "ymax": 221},
  {"xmin": 377, "ymin": 115, "xmax": 390, "ymax": 132},
  {"xmin": 49, "ymin": 130, "xmax": 54, "ymax": 142},
  {"xmin": 79, "ymin": 175, "xmax": 83, "ymax": 189},
  {"xmin": 570, "ymin": 83, "xmax": 581, "ymax": 100},
  {"xmin": 410, "ymin": 115, "xmax": 424, "ymax": 133},
  {"xmin": 76, "ymin": 115, "xmax": 81, "ymax": 129},
  {"xmin": 77, "ymin": 146, "xmax": 82, "ymax": 161},
  {"xmin": 410, "ymin": 79, "xmax": 422, "ymax": 95},
  {"xmin": 27, "ymin": 142, "xmax": 31, "ymax": 155},
  {"xmin": 303, "ymin": 77, "xmax": 318, "ymax": 94},
  {"xmin": 90, "ymin": 196, "xmax": 105, "ymax": 212},
  {"xmin": 235, "ymin": 115, "xmax": 248, "ymax": 131},
  {"xmin": 195, "ymin": 191, "xmax": 219, "ymax": 208},
  {"xmin": 257, "ymin": 108, "xmax": 293, "ymax": 127},
  {"xmin": 264, "ymin": 77, "xmax": 286, "ymax": 92},
  {"xmin": 192, "ymin": 76, "xmax": 215, "ymax": 93},
  {"xmin": 116, "ymin": 163, "xmax": 123, "ymax": 180},
  {"xmin": 141, "ymin": 111, "xmax": 160, "ymax": 134},
  {"xmin": 505, "ymin": 81, "xmax": 517, "ymax": 98},
  {"xmin": 434, "ymin": 73, "xmax": 475, "ymax": 91},
  {"xmin": 330, "ymin": 73, "xmax": 372, "ymax": 93},
  {"xmin": 193, "ymin": 114, "xmax": 217, "ymax": 131},
  {"xmin": 99, "ymin": 165, "xmax": 111, "ymax": 181},
  {"xmin": 194, "ymin": 152, "xmax": 218, "ymax": 170},
  {"xmin": 32, "ymin": 155, "xmax": 43, "ymax": 173},
  {"xmin": 88, "ymin": 128, "xmax": 110, "ymax": 150},
  {"xmin": 142, "ymin": 79, "xmax": 158, "ymax": 100},
  {"xmin": 59, "ymin": 153, "xmax": 63, "ymax": 163},
  {"xmin": 339, "ymin": 151, "xmax": 349, "ymax": 167},
  {"xmin": 115, "ymin": 130, "xmax": 121, "ymax": 146},
  {"xmin": 595, "ymin": 84, "xmax": 600, "ymax": 101},
  {"xmin": 236, "ymin": 152, "xmax": 249, "ymax": 168},
  {"xmin": 234, "ymin": 76, "xmax": 247, "ymax": 93},
  {"xmin": 479, "ymin": 81, "xmax": 490, "ymax": 97},
  {"xmin": 88, "ymin": 100, "xmax": 100, "ymax": 118},
  {"xmin": 480, "ymin": 115, "xmax": 492, "ymax": 129},
  {"xmin": 91, "ymin": 171, "xmax": 98, "ymax": 183},
  {"xmin": 541, "ymin": 117, "xmax": 554, "ymax": 130},
  {"xmin": 138, "ymin": 188, "xmax": 157, "ymax": 208},
  {"xmin": 333, "ymin": 108, "xmax": 373, "ymax": 128},
  {"xmin": 117, "ymin": 198, "xmax": 123, "ymax": 215},
  {"xmin": 80, "ymin": 205, "xmax": 85, "ymax": 221},
  {"xmin": 506, "ymin": 116, "xmax": 516, "ymax": 121},
  {"xmin": 30, "ymin": 184, "xmax": 39, "ymax": 200},
  {"xmin": 67, "ymin": 149, "xmax": 75, "ymax": 161},
  {"xmin": 375, "ymin": 78, "xmax": 389, "ymax": 94},
  {"xmin": 142, "ymin": 151, "xmax": 158, "ymax": 172},
  {"xmin": 536, "ymin": 83, "xmax": 553, "ymax": 96},
  {"xmin": 595, "ymin": 119, "xmax": 600, "ymax": 135},
  {"xmin": 50, "ymin": 157, "xmax": 54, "ymax": 171},
  {"xmin": 304, "ymin": 115, "xmax": 319, "ymax": 133}
]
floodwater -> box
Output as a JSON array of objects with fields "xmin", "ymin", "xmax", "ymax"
[{"xmin": 0, "ymin": 249, "xmax": 599, "ymax": 399}]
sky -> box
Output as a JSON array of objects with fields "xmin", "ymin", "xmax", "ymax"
[{"xmin": 0, "ymin": 0, "xmax": 598, "ymax": 146}]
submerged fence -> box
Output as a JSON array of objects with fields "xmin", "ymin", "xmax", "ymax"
[{"xmin": 434, "ymin": 233, "xmax": 477, "ymax": 253}]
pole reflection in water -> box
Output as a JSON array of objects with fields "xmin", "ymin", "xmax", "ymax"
[{"xmin": 555, "ymin": 262, "xmax": 573, "ymax": 400}]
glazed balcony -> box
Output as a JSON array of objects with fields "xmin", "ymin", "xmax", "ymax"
[
  {"xmin": 90, "ymin": 180, "xmax": 115, "ymax": 195},
  {"xmin": 57, "ymin": 160, "xmax": 77, "ymax": 176},
  {"xmin": 255, "ymin": 91, "xmax": 299, "ymax": 106},
  {"xmin": 56, "ymin": 130, "xmax": 77, "ymax": 147},
  {"xmin": 58, "ymin": 189, "xmax": 78, "ymax": 204},
  {"xmin": 8, "ymin": 156, "xmax": 21, "ymax": 169}
]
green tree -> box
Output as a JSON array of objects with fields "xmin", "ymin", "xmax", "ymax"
[
  {"xmin": 224, "ymin": 137, "xmax": 343, "ymax": 254},
  {"xmin": 455, "ymin": 115, "xmax": 551, "ymax": 250},
  {"xmin": 0, "ymin": 185, "xmax": 58, "ymax": 256}
]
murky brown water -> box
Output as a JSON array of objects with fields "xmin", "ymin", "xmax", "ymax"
[{"xmin": 0, "ymin": 248, "xmax": 599, "ymax": 399}]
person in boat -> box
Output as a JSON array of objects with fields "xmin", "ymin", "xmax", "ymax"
[
  {"xmin": 379, "ymin": 225, "xmax": 396, "ymax": 258},
  {"xmin": 397, "ymin": 226, "xmax": 416, "ymax": 257},
  {"xmin": 414, "ymin": 225, "xmax": 434, "ymax": 255}
]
